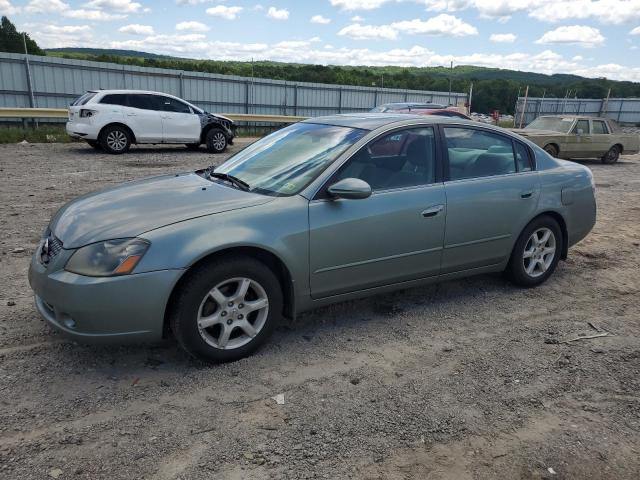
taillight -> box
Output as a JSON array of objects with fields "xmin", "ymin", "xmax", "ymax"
[{"xmin": 80, "ymin": 109, "xmax": 97, "ymax": 118}]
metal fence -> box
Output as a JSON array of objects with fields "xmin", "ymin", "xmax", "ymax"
[
  {"xmin": 514, "ymin": 96, "xmax": 640, "ymax": 126},
  {"xmin": 0, "ymin": 52, "xmax": 467, "ymax": 122}
]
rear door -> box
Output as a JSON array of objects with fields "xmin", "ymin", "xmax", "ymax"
[
  {"xmin": 156, "ymin": 95, "xmax": 201, "ymax": 143},
  {"xmin": 124, "ymin": 94, "xmax": 164, "ymax": 142},
  {"xmin": 441, "ymin": 126, "xmax": 540, "ymax": 273},
  {"xmin": 590, "ymin": 119, "xmax": 611, "ymax": 156}
]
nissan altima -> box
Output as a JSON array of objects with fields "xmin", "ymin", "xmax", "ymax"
[{"xmin": 29, "ymin": 114, "xmax": 597, "ymax": 363}]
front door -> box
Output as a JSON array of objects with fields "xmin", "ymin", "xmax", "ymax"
[
  {"xmin": 309, "ymin": 127, "xmax": 446, "ymax": 298},
  {"xmin": 156, "ymin": 96, "xmax": 201, "ymax": 143},
  {"xmin": 441, "ymin": 126, "xmax": 540, "ymax": 273},
  {"xmin": 563, "ymin": 118, "xmax": 592, "ymax": 158}
]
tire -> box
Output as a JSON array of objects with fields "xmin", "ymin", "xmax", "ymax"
[
  {"xmin": 543, "ymin": 144, "xmax": 558, "ymax": 158},
  {"xmin": 87, "ymin": 140, "xmax": 102, "ymax": 150},
  {"xmin": 169, "ymin": 256, "xmax": 283, "ymax": 363},
  {"xmin": 601, "ymin": 145, "xmax": 620, "ymax": 164},
  {"xmin": 507, "ymin": 215, "xmax": 563, "ymax": 287},
  {"xmin": 205, "ymin": 128, "xmax": 228, "ymax": 153},
  {"xmin": 99, "ymin": 125, "xmax": 131, "ymax": 154},
  {"xmin": 185, "ymin": 143, "xmax": 201, "ymax": 151}
]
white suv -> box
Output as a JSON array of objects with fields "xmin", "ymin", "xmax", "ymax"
[{"xmin": 66, "ymin": 90, "xmax": 236, "ymax": 154}]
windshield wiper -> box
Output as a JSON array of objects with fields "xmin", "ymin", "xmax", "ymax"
[{"xmin": 208, "ymin": 171, "xmax": 251, "ymax": 191}]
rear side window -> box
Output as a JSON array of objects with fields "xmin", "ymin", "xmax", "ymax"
[
  {"xmin": 72, "ymin": 92, "xmax": 96, "ymax": 106},
  {"xmin": 444, "ymin": 127, "xmax": 516, "ymax": 181},
  {"xmin": 592, "ymin": 120, "xmax": 608, "ymax": 134},
  {"xmin": 158, "ymin": 96, "xmax": 192, "ymax": 114},
  {"xmin": 514, "ymin": 142, "xmax": 533, "ymax": 172},
  {"xmin": 128, "ymin": 94, "xmax": 160, "ymax": 111},
  {"xmin": 100, "ymin": 94, "xmax": 128, "ymax": 106}
]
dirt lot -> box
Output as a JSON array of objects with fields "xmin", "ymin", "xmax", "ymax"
[{"xmin": 0, "ymin": 141, "xmax": 639, "ymax": 480}]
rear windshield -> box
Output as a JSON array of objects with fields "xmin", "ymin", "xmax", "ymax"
[{"xmin": 72, "ymin": 92, "xmax": 97, "ymax": 106}]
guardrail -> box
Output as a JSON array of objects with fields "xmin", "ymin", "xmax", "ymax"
[{"xmin": 0, "ymin": 108, "xmax": 309, "ymax": 123}]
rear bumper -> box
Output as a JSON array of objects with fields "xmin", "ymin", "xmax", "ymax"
[
  {"xmin": 66, "ymin": 121, "xmax": 99, "ymax": 140},
  {"xmin": 29, "ymin": 251, "xmax": 183, "ymax": 344}
]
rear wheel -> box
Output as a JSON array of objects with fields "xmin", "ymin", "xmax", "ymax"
[
  {"xmin": 601, "ymin": 145, "xmax": 620, "ymax": 164},
  {"xmin": 87, "ymin": 140, "xmax": 102, "ymax": 150},
  {"xmin": 169, "ymin": 256, "xmax": 282, "ymax": 363},
  {"xmin": 507, "ymin": 216, "xmax": 563, "ymax": 287},
  {"xmin": 100, "ymin": 125, "xmax": 131, "ymax": 154},
  {"xmin": 543, "ymin": 144, "xmax": 558, "ymax": 158},
  {"xmin": 205, "ymin": 128, "xmax": 228, "ymax": 153}
]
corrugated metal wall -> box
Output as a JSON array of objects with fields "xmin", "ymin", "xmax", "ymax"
[
  {"xmin": 514, "ymin": 96, "xmax": 640, "ymax": 126},
  {"xmin": 0, "ymin": 52, "xmax": 468, "ymax": 119}
]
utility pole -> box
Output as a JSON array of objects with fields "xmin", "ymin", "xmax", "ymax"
[
  {"xmin": 23, "ymin": 32, "xmax": 37, "ymax": 127},
  {"xmin": 467, "ymin": 82, "xmax": 473, "ymax": 115},
  {"xmin": 448, "ymin": 60, "xmax": 453, "ymax": 106},
  {"xmin": 519, "ymin": 85, "xmax": 529, "ymax": 129}
]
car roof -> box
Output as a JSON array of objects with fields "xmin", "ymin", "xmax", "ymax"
[
  {"xmin": 304, "ymin": 113, "xmax": 473, "ymax": 130},
  {"xmin": 88, "ymin": 89, "xmax": 178, "ymax": 96},
  {"xmin": 538, "ymin": 114, "xmax": 609, "ymax": 121}
]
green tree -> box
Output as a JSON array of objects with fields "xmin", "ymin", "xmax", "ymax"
[{"xmin": 0, "ymin": 16, "xmax": 45, "ymax": 55}]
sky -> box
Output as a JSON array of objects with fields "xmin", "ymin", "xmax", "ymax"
[{"xmin": 2, "ymin": 0, "xmax": 640, "ymax": 82}]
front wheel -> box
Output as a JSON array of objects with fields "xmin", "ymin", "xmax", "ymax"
[
  {"xmin": 100, "ymin": 125, "xmax": 131, "ymax": 154},
  {"xmin": 507, "ymin": 216, "xmax": 563, "ymax": 287},
  {"xmin": 205, "ymin": 128, "xmax": 228, "ymax": 153},
  {"xmin": 169, "ymin": 257, "xmax": 282, "ymax": 363},
  {"xmin": 601, "ymin": 145, "xmax": 620, "ymax": 164}
]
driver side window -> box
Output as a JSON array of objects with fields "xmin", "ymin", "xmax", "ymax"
[
  {"xmin": 572, "ymin": 120, "xmax": 589, "ymax": 134},
  {"xmin": 332, "ymin": 127, "xmax": 436, "ymax": 191}
]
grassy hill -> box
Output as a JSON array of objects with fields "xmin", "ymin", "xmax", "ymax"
[{"xmin": 45, "ymin": 48, "xmax": 640, "ymax": 114}]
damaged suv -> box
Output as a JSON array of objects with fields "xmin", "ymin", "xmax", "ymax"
[{"xmin": 66, "ymin": 89, "xmax": 236, "ymax": 154}]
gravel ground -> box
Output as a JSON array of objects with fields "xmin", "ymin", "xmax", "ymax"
[{"xmin": 0, "ymin": 141, "xmax": 639, "ymax": 480}]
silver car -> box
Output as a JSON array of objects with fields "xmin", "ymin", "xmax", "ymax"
[{"xmin": 29, "ymin": 114, "xmax": 597, "ymax": 362}]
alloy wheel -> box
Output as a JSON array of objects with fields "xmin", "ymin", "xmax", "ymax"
[
  {"xmin": 211, "ymin": 132, "xmax": 226, "ymax": 151},
  {"xmin": 196, "ymin": 277, "xmax": 269, "ymax": 350},
  {"xmin": 522, "ymin": 227, "xmax": 556, "ymax": 278},
  {"xmin": 106, "ymin": 130, "xmax": 128, "ymax": 151}
]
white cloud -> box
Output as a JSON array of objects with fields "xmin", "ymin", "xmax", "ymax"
[
  {"xmin": 310, "ymin": 14, "xmax": 331, "ymax": 24},
  {"xmin": 28, "ymin": 22, "xmax": 97, "ymax": 48},
  {"xmin": 84, "ymin": 0, "xmax": 143, "ymax": 13},
  {"xmin": 206, "ymin": 5, "xmax": 243, "ymax": 19},
  {"xmin": 631, "ymin": 26, "xmax": 640, "ymax": 35},
  {"xmin": 25, "ymin": 0, "xmax": 68, "ymax": 13},
  {"xmin": 330, "ymin": 0, "xmax": 389, "ymax": 10},
  {"xmin": 44, "ymin": 24, "xmax": 92, "ymax": 34},
  {"xmin": 24, "ymin": 0, "xmax": 126, "ymax": 20},
  {"xmin": 351, "ymin": 15, "xmax": 364, "ymax": 21},
  {"xmin": 119, "ymin": 23, "xmax": 154, "ymax": 35},
  {"xmin": 267, "ymin": 6, "xmax": 289, "ymax": 19},
  {"xmin": 536, "ymin": 25, "xmax": 605, "ymax": 47},
  {"xmin": 572, "ymin": 55, "xmax": 584, "ymax": 61},
  {"xmin": 490, "ymin": 33, "xmax": 517, "ymax": 42},
  {"xmin": 338, "ymin": 23, "xmax": 398, "ymax": 40},
  {"xmin": 390, "ymin": 14, "xmax": 478, "ymax": 36},
  {"xmin": 0, "ymin": 0, "xmax": 20, "ymax": 15},
  {"xmin": 176, "ymin": 0, "xmax": 211, "ymax": 4},
  {"xmin": 529, "ymin": 0, "xmax": 640, "ymax": 25},
  {"xmin": 175, "ymin": 21, "xmax": 210, "ymax": 32}
]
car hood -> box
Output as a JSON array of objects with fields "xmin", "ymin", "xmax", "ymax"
[
  {"xmin": 51, "ymin": 173, "xmax": 273, "ymax": 248},
  {"xmin": 511, "ymin": 128, "xmax": 563, "ymax": 137}
]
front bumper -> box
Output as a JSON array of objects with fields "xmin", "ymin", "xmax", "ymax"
[{"xmin": 28, "ymin": 248, "xmax": 183, "ymax": 344}]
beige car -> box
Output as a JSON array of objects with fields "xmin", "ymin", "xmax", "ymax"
[{"xmin": 512, "ymin": 115, "xmax": 640, "ymax": 164}]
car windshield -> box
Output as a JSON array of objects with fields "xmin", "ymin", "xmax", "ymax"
[
  {"xmin": 526, "ymin": 117, "xmax": 574, "ymax": 133},
  {"xmin": 213, "ymin": 122, "xmax": 367, "ymax": 196}
]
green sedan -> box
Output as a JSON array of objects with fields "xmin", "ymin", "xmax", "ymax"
[{"xmin": 29, "ymin": 114, "xmax": 596, "ymax": 363}]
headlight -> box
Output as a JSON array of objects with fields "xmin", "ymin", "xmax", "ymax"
[{"xmin": 65, "ymin": 238, "xmax": 150, "ymax": 277}]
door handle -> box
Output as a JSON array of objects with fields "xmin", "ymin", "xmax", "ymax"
[
  {"xmin": 421, "ymin": 204, "xmax": 444, "ymax": 217},
  {"xmin": 520, "ymin": 190, "xmax": 534, "ymax": 199}
]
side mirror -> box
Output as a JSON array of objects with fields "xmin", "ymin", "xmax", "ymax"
[
  {"xmin": 327, "ymin": 178, "xmax": 372, "ymax": 200},
  {"xmin": 576, "ymin": 128, "xmax": 584, "ymax": 136}
]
